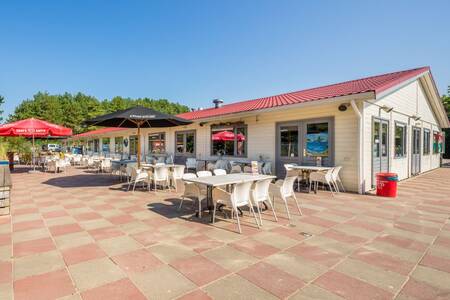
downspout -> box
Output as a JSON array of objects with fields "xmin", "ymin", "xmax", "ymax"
[{"xmin": 350, "ymin": 100, "xmax": 364, "ymax": 194}]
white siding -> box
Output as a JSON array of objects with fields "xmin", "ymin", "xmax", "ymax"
[{"xmin": 362, "ymin": 80, "xmax": 442, "ymax": 192}]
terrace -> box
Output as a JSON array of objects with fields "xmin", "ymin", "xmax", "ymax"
[{"xmin": 1, "ymin": 165, "xmax": 450, "ymax": 300}]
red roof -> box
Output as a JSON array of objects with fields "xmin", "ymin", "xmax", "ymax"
[
  {"xmin": 177, "ymin": 67, "xmax": 430, "ymax": 120},
  {"xmin": 72, "ymin": 127, "xmax": 125, "ymax": 138}
]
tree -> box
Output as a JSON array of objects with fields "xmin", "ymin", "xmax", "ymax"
[
  {"xmin": 442, "ymin": 85, "xmax": 450, "ymax": 116},
  {"xmin": 0, "ymin": 95, "xmax": 4, "ymax": 123},
  {"xmin": 8, "ymin": 92, "xmax": 190, "ymax": 134}
]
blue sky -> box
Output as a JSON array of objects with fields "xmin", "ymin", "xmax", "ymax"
[{"xmin": 1, "ymin": 0, "xmax": 449, "ymax": 118}]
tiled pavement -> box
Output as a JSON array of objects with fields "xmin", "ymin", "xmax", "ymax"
[{"xmin": 1, "ymin": 166, "xmax": 450, "ymax": 300}]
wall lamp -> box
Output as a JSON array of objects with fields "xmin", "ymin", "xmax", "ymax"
[
  {"xmin": 411, "ymin": 114, "xmax": 421, "ymax": 121},
  {"xmin": 380, "ymin": 105, "xmax": 394, "ymax": 113}
]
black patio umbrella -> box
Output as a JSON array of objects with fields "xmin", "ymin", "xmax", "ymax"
[{"xmin": 84, "ymin": 106, "xmax": 192, "ymax": 167}]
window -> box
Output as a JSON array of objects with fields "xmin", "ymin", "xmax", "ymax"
[
  {"xmin": 93, "ymin": 139, "xmax": 99, "ymax": 153},
  {"xmin": 211, "ymin": 124, "xmax": 247, "ymax": 157},
  {"xmin": 433, "ymin": 131, "xmax": 443, "ymax": 154},
  {"xmin": 394, "ymin": 123, "xmax": 407, "ymax": 157},
  {"xmin": 305, "ymin": 122, "xmax": 329, "ymax": 157},
  {"xmin": 280, "ymin": 126, "xmax": 298, "ymax": 157},
  {"xmin": 114, "ymin": 137, "xmax": 123, "ymax": 154},
  {"xmin": 148, "ymin": 133, "xmax": 165, "ymax": 154},
  {"xmin": 176, "ymin": 131, "xmax": 195, "ymax": 156},
  {"xmin": 129, "ymin": 135, "xmax": 138, "ymax": 155},
  {"xmin": 102, "ymin": 138, "xmax": 110, "ymax": 153},
  {"xmin": 423, "ymin": 129, "xmax": 430, "ymax": 155}
]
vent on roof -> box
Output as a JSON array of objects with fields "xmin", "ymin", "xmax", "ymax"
[{"xmin": 213, "ymin": 99, "xmax": 223, "ymax": 109}]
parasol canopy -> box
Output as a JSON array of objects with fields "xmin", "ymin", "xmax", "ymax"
[
  {"xmin": 0, "ymin": 118, "xmax": 72, "ymax": 137},
  {"xmin": 84, "ymin": 106, "xmax": 192, "ymax": 167},
  {"xmin": 212, "ymin": 131, "xmax": 246, "ymax": 142}
]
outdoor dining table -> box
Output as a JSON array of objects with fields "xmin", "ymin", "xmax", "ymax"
[
  {"xmin": 183, "ymin": 173, "xmax": 276, "ymax": 222},
  {"xmin": 289, "ymin": 165, "xmax": 333, "ymax": 193}
]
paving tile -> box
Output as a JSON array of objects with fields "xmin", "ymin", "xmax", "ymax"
[
  {"xmin": 54, "ymin": 231, "xmax": 95, "ymax": 250},
  {"xmin": 179, "ymin": 233, "xmax": 224, "ymax": 253},
  {"xmin": 97, "ymin": 235, "xmax": 142, "ymax": 256},
  {"xmin": 238, "ymin": 262, "xmax": 305, "ymax": 298},
  {"xmin": 78, "ymin": 218, "xmax": 113, "ymax": 231},
  {"xmin": 112, "ymin": 249, "xmax": 163, "ymax": 273},
  {"xmin": 88, "ymin": 226, "xmax": 124, "ymax": 240},
  {"xmin": 230, "ymin": 238, "xmax": 279, "ymax": 259},
  {"xmin": 0, "ymin": 245, "xmax": 12, "ymax": 261},
  {"xmin": 13, "ymin": 237, "xmax": 55, "ymax": 257},
  {"xmin": 131, "ymin": 229, "xmax": 172, "ymax": 246},
  {"xmin": 399, "ymin": 277, "xmax": 450, "ymax": 300},
  {"xmin": 0, "ymin": 233, "xmax": 11, "ymax": 247},
  {"xmin": 12, "ymin": 219, "xmax": 45, "ymax": 232},
  {"xmin": 14, "ymin": 269, "xmax": 75, "ymax": 300},
  {"xmin": 170, "ymin": 255, "xmax": 229, "ymax": 286},
  {"xmin": 0, "ymin": 283, "xmax": 12, "ymax": 300},
  {"xmin": 203, "ymin": 274, "xmax": 278, "ymax": 300},
  {"xmin": 130, "ymin": 265, "xmax": 196, "ymax": 300},
  {"xmin": 350, "ymin": 247, "xmax": 414, "ymax": 276},
  {"xmin": 49, "ymin": 223, "xmax": 83, "ymax": 237},
  {"xmin": 411, "ymin": 265, "xmax": 450, "ymax": 290},
  {"xmin": 314, "ymin": 270, "xmax": 393, "ymax": 300},
  {"xmin": 251, "ymin": 231, "xmax": 299, "ymax": 249},
  {"xmin": 287, "ymin": 243, "xmax": 342, "ymax": 267},
  {"xmin": 334, "ymin": 258, "xmax": 407, "ymax": 293},
  {"xmin": 289, "ymin": 284, "xmax": 345, "ymax": 300},
  {"xmin": 203, "ymin": 245, "xmax": 258, "ymax": 272},
  {"xmin": 41, "ymin": 210, "xmax": 69, "ymax": 219},
  {"xmin": 0, "ymin": 261, "xmax": 11, "ymax": 284},
  {"xmin": 68, "ymin": 257, "xmax": 125, "ymax": 291},
  {"xmin": 148, "ymin": 242, "xmax": 197, "ymax": 263},
  {"xmin": 81, "ymin": 278, "xmax": 146, "ymax": 300},
  {"xmin": 265, "ymin": 251, "xmax": 327, "ymax": 282},
  {"xmin": 14, "ymin": 250, "xmax": 65, "ymax": 280},
  {"xmin": 177, "ymin": 289, "xmax": 212, "ymax": 300},
  {"xmin": 12, "ymin": 227, "xmax": 50, "ymax": 243},
  {"xmin": 375, "ymin": 234, "xmax": 429, "ymax": 252},
  {"xmin": 61, "ymin": 243, "xmax": 106, "ymax": 266}
]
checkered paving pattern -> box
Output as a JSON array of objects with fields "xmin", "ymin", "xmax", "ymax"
[{"xmin": 1, "ymin": 166, "xmax": 450, "ymax": 299}]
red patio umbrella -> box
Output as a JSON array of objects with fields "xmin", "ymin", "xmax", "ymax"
[
  {"xmin": 212, "ymin": 131, "xmax": 246, "ymax": 142},
  {"xmin": 0, "ymin": 118, "xmax": 73, "ymax": 171}
]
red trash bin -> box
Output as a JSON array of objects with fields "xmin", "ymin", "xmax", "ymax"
[{"xmin": 376, "ymin": 173, "xmax": 398, "ymax": 197}]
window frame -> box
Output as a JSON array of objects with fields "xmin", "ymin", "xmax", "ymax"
[
  {"xmin": 148, "ymin": 132, "xmax": 166, "ymax": 154},
  {"xmin": 129, "ymin": 135, "xmax": 139, "ymax": 156},
  {"xmin": 433, "ymin": 130, "xmax": 441, "ymax": 154},
  {"xmin": 102, "ymin": 137, "xmax": 110, "ymax": 153},
  {"xmin": 423, "ymin": 129, "xmax": 430, "ymax": 155},
  {"xmin": 394, "ymin": 121, "xmax": 407, "ymax": 158},
  {"xmin": 114, "ymin": 136, "xmax": 124, "ymax": 154},
  {"xmin": 175, "ymin": 130, "xmax": 196, "ymax": 157},
  {"xmin": 210, "ymin": 123, "xmax": 248, "ymax": 158}
]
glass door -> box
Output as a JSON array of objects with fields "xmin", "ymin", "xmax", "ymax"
[
  {"xmin": 372, "ymin": 118, "xmax": 389, "ymax": 186},
  {"xmin": 302, "ymin": 120, "xmax": 333, "ymax": 166}
]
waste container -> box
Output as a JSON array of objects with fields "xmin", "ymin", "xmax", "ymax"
[{"xmin": 376, "ymin": 172, "xmax": 398, "ymax": 197}]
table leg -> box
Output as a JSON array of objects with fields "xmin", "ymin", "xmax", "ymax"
[{"xmin": 207, "ymin": 186, "xmax": 214, "ymax": 222}]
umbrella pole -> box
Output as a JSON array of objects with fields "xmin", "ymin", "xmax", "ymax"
[
  {"xmin": 137, "ymin": 123, "xmax": 141, "ymax": 168},
  {"xmin": 32, "ymin": 134, "xmax": 36, "ymax": 172}
]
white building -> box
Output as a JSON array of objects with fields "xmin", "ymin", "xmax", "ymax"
[{"xmin": 71, "ymin": 67, "xmax": 449, "ymax": 193}]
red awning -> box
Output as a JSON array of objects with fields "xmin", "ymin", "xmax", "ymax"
[{"xmin": 0, "ymin": 118, "xmax": 72, "ymax": 137}]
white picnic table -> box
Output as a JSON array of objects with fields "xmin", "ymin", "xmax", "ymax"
[
  {"xmin": 289, "ymin": 165, "xmax": 333, "ymax": 172},
  {"xmin": 183, "ymin": 173, "xmax": 276, "ymax": 222}
]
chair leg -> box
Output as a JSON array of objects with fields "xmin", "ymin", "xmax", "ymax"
[
  {"xmin": 256, "ymin": 202, "xmax": 263, "ymax": 225},
  {"xmin": 178, "ymin": 196, "xmax": 184, "ymax": 210},
  {"xmin": 212, "ymin": 203, "xmax": 217, "ymax": 223},
  {"xmin": 249, "ymin": 204, "xmax": 260, "ymax": 228},
  {"xmin": 282, "ymin": 196, "xmax": 291, "ymax": 220},
  {"xmin": 327, "ymin": 182, "xmax": 335, "ymax": 196},
  {"xmin": 235, "ymin": 208, "xmax": 242, "ymax": 234},
  {"xmin": 292, "ymin": 193, "xmax": 302, "ymax": 215},
  {"xmin": 198, "ymin": 198, "xmax": 202, "ymax": 218},
  {"xmin": 339, "ymin": 179, "xmax": 346, "ymax": 192},
  {"xmin": 133, "ymin": 181, "xmax": 137, "ymax": 192},
  {"xmin": 267, "ymin": 198, "xmax": 278, "ymax": 222},
  {"xmin": 127, "ymin": 181, "xmax": 132, "ymax": 191}
]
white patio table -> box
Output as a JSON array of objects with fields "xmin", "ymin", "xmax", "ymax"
[
  {"xmin": 289, "ymin": 165, "xmax": 333, "ymax": 193},
  {"xmin": 183, "ymin": 173, "xmax": 276, "ymax": 222}
]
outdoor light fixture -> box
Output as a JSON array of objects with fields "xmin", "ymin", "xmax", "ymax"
[
  {"xmin": 338, "ymin": 104, "xmax": 349, "ymax": 112},
  {"xmin": 411, "ymin": 114, "xmax": 421, "ymax": 121},
  {"xmin": 381, "ymin": 105, "xmax": 394, "ymax": 113}
]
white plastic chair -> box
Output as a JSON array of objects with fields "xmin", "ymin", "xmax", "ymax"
[
  {"xmin": 186, "ymin": 158, "xmax": 197, "ymax": 172},
  {"xmin": 213, "ymin": 169, "xmax": 227, "ymax": 176},
  {"xmin": 212, "ymin": 181, "xmax": 259, "ymax": 234},
  {"xmin": 127, "ymin": 167, "xmax": 150, "ymax": 191},
  {"xmin": 230, "ymin": 165, "xmax": 242, "ymax": 173},
  {"xmin": 269, "ymin": 170, "xmax": 302, "ymax": 220},
  {"xmin": 331, "ymin": 166, "xmax": 345, "ymax": 192},
  {"xmin": 101, "ymin": 158, "xmax": 112, "ymax": 173},
  {"xmin": 171, "ymin": 165, "xmax": 186, "ymax": 191},
  {"xmin": 251, "ymin": 178, "xmax": 278, "ymax": 225},
  {"xmin": 178, "ymin": 173, "xmax": 205, "ymax": 217},
  {"xmin": 197, "ymin": 170, "xmax": 212, "ymax": 177},
  {"xmin": 151, "ymin": 166, "xmax": 170, "ymax": 191},
  {"xmin": 309, "ymin": 168, "xmax": 336, "ymax": 195}
]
